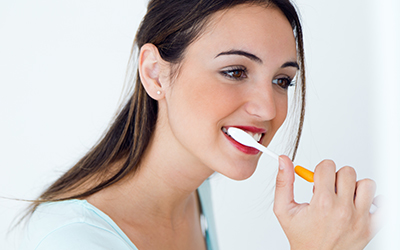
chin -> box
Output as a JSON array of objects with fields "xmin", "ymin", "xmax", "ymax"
[{"xmin": 219, "ymin": 163, "xmax": 258, "ymax": 181}]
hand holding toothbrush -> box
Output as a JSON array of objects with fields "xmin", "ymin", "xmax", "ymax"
[
  {"xmin": 274, "ymin": 156, "xmax": 382, "ymax": 250},
  {"xmin": 227, "ymin": 127, "xmax": 383, "ymax": 249}
]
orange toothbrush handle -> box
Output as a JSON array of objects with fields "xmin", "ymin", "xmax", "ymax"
[{"xmin": 295, "ymin": 165, "xmax": 314, "ymax": 182}]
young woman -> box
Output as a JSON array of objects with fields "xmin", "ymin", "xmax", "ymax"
[{"xmin": 19, "ymin": 0, "xmax": 380, "ymax": 249}]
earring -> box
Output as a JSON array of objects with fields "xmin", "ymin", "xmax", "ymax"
[{"xmin": 157, "ymin": 90, "xmax": 161, "ymax": 95}]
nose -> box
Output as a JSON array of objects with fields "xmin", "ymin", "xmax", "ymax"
[{"xmin": 243, "ymin": 81, "xmax": 277, "ymax": 120}]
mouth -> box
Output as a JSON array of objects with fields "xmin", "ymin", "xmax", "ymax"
[
  {"xmin": 221, "ymin": 126, "xmax": 265, "ymax": 155},
  {"xmin": 222, "ymin": 127, "xmax": 264, "ymax": 142}
]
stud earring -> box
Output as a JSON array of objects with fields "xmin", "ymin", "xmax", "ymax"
[{"xmin": 157, "ymin": 90, "xmax": 161, "ymax": 95}]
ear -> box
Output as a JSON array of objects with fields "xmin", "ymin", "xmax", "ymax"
[{"xmin": 138, "ymin": 43, "xmax": 166, "ymax": 100}]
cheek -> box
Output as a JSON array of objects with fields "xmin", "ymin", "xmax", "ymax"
[
  {"xmin": 165, "ymin": 74, "xmax": 238, "ymax": 151},
  {"xmin": 169, "ymin": 76, "xmax": 239, "ymax": 126},
  {"xmin": 274, "ymin": 95, "xmax": 289, "ymax": 131},
  {"xmin": 275, "ymin": 94, "xmax": 288, "ymax": 124}
]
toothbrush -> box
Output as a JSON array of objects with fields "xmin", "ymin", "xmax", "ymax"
[
  {"xmin": 227, "ymin": 127, "xmax": 314, "ymax": 182},
  {"xmin": 227, "ymin": 127, "xmax": 379, "ymax": 212}
]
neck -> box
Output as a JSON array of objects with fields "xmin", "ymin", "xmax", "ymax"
[{"xmin": 87, "ymin": 118, "xmax": 214, "ymax": 227}]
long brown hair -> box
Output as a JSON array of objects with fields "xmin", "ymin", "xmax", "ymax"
[{"xmin": 25, "ymin": 0, "xmax": 306, "ymax": 216}]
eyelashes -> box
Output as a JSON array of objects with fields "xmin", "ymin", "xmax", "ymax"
[
  {"xmin": 272, "ymin": 77, "xmax": 295, "ymax": 90},
  {"xmin": 220, "ymin": 66, "xmax": 248, "ymax": 80},
  {"xmin": 220, "ymin": 66, "xmax": 296, "ymax": 89}
]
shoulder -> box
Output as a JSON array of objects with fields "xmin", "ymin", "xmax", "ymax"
[
  {"xmin": 19, "ymin": 200, "xmax": 136, "ymax": 250},
  {"xmin": 34, "ymin": 222, "xmax": 131, "ymax": 250}
]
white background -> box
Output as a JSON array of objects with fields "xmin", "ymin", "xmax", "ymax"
[{"xmin": 0, "ymin": 0, "xmax": 398, "ymax": 249}]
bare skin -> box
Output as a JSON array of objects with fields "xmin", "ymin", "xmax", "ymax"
[
  {"xmin": 85, "ymin": 4, "xmax": 380, "ymax": 250},
  {"xmin": 275, "ymin": 156, "xmax": 381, "ymax": 250},
  {"xmin": 87, "ymin": 5, "xmax": 293, "ymax": 249}
]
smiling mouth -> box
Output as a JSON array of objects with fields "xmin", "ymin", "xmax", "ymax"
[{"xmin": 221, "ymin": 127, "xmax": 264, "ymax": 143}]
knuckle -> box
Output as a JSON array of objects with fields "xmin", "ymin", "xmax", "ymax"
[
  {"xmin": 315, "ymin": 159, "xmax": 336, "ymax": 173},
  {"xmin": 337, "ymin": 206, "xmax": 353, "ymax": 222},
  {"xmin": 358, "ymin": 178, "xmax": 377, "ymax": 191},
  {"xmin": 320, "ymin": 159, "xmax": 336, "ymax": 167},
  {"xmin": 275, "ymin": 177, "xmax": 287, "ymax": 189},
  {"xmin": 340, "ymin": 166, "xmax": 356, "ymax": 175},
  {"xmin": 318, "ymin": 196, "xmax": 334, "ymax": 211},
  {"xmin": 338, "ymin": 166, "xmax": 357, "ymax": 179}
]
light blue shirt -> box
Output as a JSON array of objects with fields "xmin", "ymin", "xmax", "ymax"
[{"xmin": 19, "ymin": 180, "xmax": 218, "ymax": 250}]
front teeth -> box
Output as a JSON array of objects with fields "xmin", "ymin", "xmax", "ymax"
[
  {"xmin": 249, "ymin": 132, "xmax": 262, "ymax": 142},
  {"xmin": 222, "ymin": 127, "xmax": 262, "ymax": 142}
]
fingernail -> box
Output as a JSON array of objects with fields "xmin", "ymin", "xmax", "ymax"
[{"xmin": 278, "ymin": 156, "xmax": 285, "ymax": 171}]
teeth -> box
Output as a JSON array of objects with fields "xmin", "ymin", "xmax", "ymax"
[{"xmin": 248, "ymin": 132, "xmax": 262, "ymax": 142}]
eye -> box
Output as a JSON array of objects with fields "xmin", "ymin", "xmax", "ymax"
[
  {"xmin": 272, "ymin": 77, "xmax": 295, "ymax": 89},
  {"xmin": 221, "ymin": 67, "xmax": 248, "ymax": 80}
]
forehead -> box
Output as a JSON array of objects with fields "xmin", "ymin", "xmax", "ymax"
[{"xmin": 184, "ymin": 4, "xmax": 297, "ymax": 64}]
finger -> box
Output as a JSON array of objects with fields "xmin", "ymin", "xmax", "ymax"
[
  {"xmin": 371, "ymin": 194, "xmax": 385, "ymax": 211},
  {"xmin": 370, "ymin": 195, "xmax": 386, "ymax": 238},
  {"xmin": 273, "ymin": 155, "xmax": 296, "ymax": 217},
  {"xmin": 336, "ymin": 166, "xmax": 357, "ymax": 205},
  {"xmin": 354, "ymin": 178, "xmax": 376, "ymax": 212},
  {"xmin": 313, "ymin": 160, "xmax": 336, "ymax": 196}
]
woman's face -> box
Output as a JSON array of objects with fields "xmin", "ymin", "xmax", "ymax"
[{"xmin": 162, "ymin": 5, "xmax": 298, "ymax": 180}]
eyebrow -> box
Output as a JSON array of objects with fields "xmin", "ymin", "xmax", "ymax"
[
  {"xmin": 281, "ymin": 61, "xmax": 300, "ymax": 70},
  {"xmin": 215, "ymin": 49, "xmax": 300, "ymax": 70},
  {"xmin": 215, "ymin": 50, "xmax": 263, "ymax": 64}
]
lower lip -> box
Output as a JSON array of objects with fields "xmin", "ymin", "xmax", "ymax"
[{"xmin": 223, "ymin": 131, "xmax": 260, "ymax": 155}]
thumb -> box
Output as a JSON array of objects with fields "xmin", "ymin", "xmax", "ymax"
[{"xmin": 274, "ymin": 155, "xmax": 296, "ymax": 215}]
